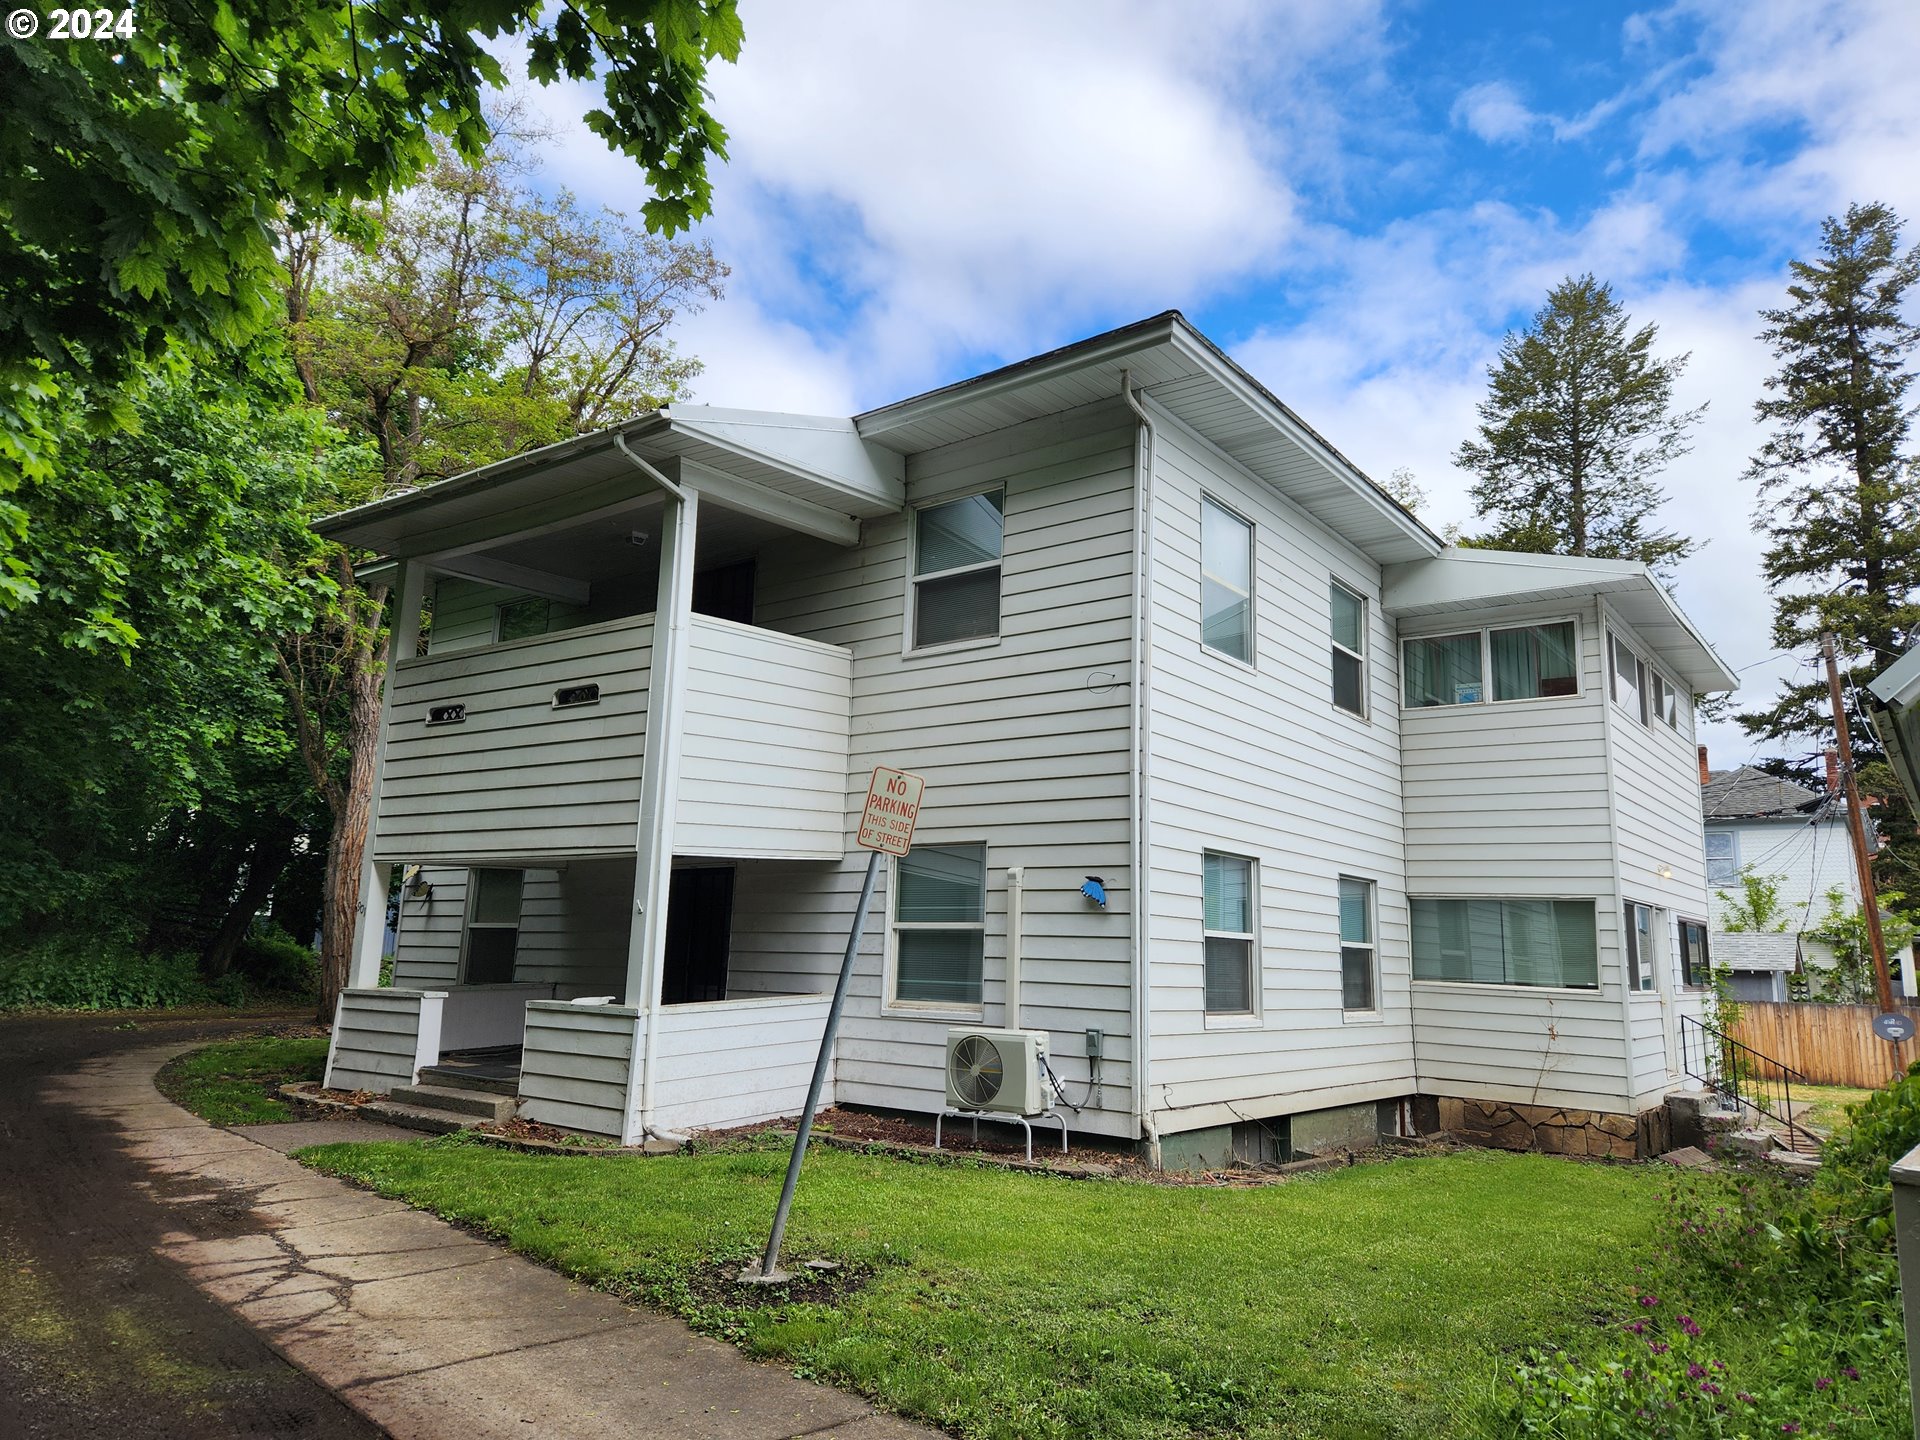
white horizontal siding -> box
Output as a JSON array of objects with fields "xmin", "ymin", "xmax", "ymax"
[
  {"xmin": 1398, "ymin": 599, "xmax": 1632, "ymax": 1111},
  {"xmin": 517, "ymin": 1002, "xmax": 638, "ymax": 1137},
  {"xmin": 324, "ymin": 988, "xmax": 440, "ymax": 1093},
  {"xmin": 1705, "ymin": 818, "xmax": 1857, "ymax": 930},
  {"xmin": 649, "ymin": 995, "xmax": 836, "ymax": 1132},
  {"xmin": 752, "ymin": 399, "xmax": 1141, "ymax": 1140},
  {"xmin": 1143, "ymin": 405, "xmax": 1416, "ymax": 1134}
]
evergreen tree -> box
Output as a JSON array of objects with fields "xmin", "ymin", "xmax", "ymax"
[{"xmin": 1456, "ymin": 274, "xmax": 1703, "ymax": 575}]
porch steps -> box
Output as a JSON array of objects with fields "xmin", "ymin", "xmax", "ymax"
[
  {"xmin": 386, "ymin": 1082, "xmax": 517, "ymax": 1122},
  {"xmin": 417, "ymin": 1064, "xmax": 518, "ymax": 1097},
  {"xmin": 363, "ymin": 1099, "xmax": 482, "ymax": 1135}
]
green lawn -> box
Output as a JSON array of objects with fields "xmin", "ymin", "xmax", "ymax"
[
  {"xmin": 298, "ymin": 1137, "xmax": 1672, "ymax": 1439},
  {"xmin": 157, "ymin": 1034, "xmax": 330, "ymax": 1125},
  {"xmin": 1797, "ymin": 1083, "xmax": 1878, "ymax": 1136}
]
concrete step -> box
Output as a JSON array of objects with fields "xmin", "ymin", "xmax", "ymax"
[
  {"xmin": 363, "ymin": 1100, "xmax": 477, "ymax": 1135},
  {"xmin": 417, "ymin": 1065, "xmax": 519, "ymax": 1097},
  {"xmin": 386, "ymin": 1083, "xmax": 517, "ymax": 1122}
]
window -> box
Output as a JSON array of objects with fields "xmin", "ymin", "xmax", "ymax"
[
  {"xmin": 1330, "ymin": 581, "xmax": 1367, "ymax": 715},
  {"xmin": 1704, "ymin": 832, "xmax": 1738, "ymax": 887},
  {"xmin": 891, "ymin": 844, "xmax": 986, "ymax": 1006},
  {"xmin": 1624, "ymin": 901, "xmax": 1656, "ymax": 991},
  {"xmin": 1678, "ymin": 919, "xmax": 1710, "ymax": 988},
  {"xmin": 1203, "ymin": 852, "xmax": 1256, "ymax": 1014},
  {"xmin": 911, "ymin": 490, "xmax": 1004, "ymax": 648},
  {"xmin": 497, "ymin": 597, "xmax": 551, "ymax": 643},
  {"xmin": 463, "ymin": 869, "xmax": 524, "ymax": 984},
  {"xmin": 1403, "ymin": 621, "xmax": 1578, "ymax": 707},
  {"xmin": 1200, "ymin": 497, "xmax": 1253, "ymax": 663},
  {"xmin": 1610, "ymin": 633, "xmax": 1648, "ymax": 723},
  {"xmin": 1650, "ymin": 671, "xmax": 1680, "ymax": 728},
  {"xmin": 1404, "ymin": 631, "xmax": 1485, "ymax": 706},
  {"xmin": 1411, "ymin": 897, "xmax": 1598, "ymax": 988},
  {"xmin": 1339, "ymin": 877, "xmax": 1376, "ymax": 1012},
  {"xmin": 1491, "ymin": 622, "xmax": 1578, "ymax": 700}
]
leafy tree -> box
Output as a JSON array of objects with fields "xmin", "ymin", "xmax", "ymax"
[
  {"xmin": 1456, "ymin": 274, "xmax": 1704, "ymax": 575},
  {"xmin": 2, "ymin": 0, "xmax": 743, "ymax": 607},
  {"xmin": 279, "ymin": 139, "xmax": 724, "ymax": 1016},
  {"xmin": 1716, "ymin": 869, "xmax": 1793, "ymax": 933},
  {"xmin": 1738, "ymin": 202, "xmax": 1920, "ymax": 912},
  {"xmin": 1804, "ymin": 886, "xmax": 1918, "ymax": 1003}
]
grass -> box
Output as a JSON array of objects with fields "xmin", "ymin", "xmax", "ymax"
[
  {"xmin": 297, "ymin": 1136, "xmax": 1675, "ymax": 1439},
  {"xmin": 1797, "ymin": 1083, "xmax": 1878, "ymax": 1136},
  {"xmin": 157, "ymin": 1034, "xmax": 330, "ymax": 1125}
]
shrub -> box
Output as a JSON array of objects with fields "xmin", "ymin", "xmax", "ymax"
[
  {"xmin": 232, "ymin": 922, "xmax": 319, "ymax": 998},
  {"xmin": 0, "ymin": 938, "xmax": 210, "ymax": 1010},
  {"xmin": 1816, "ymin": 1061, "xmax": 1920, "ymax": 1244}
]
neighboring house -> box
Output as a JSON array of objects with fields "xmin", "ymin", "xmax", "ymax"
[
  {"xmin": 317, "ymin": 311, "xmax": 1737, "ymax": 1166},
  {"xmin": 1700, "ymin": 756, "xmax": 1859, "ymax": 1000}
]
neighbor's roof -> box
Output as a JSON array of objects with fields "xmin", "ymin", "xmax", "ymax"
[
  {"xmin": 1702, "ymin": 765, "xmax": 1829, "ymax": 820},
  {"xmin": 1380, "ymin": 548, "xmax": 1739, "ymax": 693},
  {"xmin": 1709, "ymin": 931, "xmax": 1802, "ymax": 972}
]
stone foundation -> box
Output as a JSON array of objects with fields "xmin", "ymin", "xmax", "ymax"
[{"xmin": 1436, "ymin": 1097, "xmax": 1671, "ymax": 1160}]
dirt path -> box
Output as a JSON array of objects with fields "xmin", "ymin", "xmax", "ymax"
[{"xmin": 0, "ymin": 1010, "xmax": 384, "ymax": 1440}]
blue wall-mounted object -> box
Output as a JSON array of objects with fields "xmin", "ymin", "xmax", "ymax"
[{"xmin": 1080, "ymin": 876, "xmax": 1108, "ymax": 908}]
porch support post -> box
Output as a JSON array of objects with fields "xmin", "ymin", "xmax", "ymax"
[
  {"xmin": 348, "ymin": 558, "xmax": 427, "ymax": 991},
  {"xmin": 623, "ymin": 481, "xmax": 698, "ymax": 1141}
]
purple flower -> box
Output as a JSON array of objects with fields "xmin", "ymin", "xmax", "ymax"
[
  {"xmin": 1815, "ymin": 1377, "xmax": 1832, "ymax": 1391},
  {"xmin": 1783, "ymin": 1425, "xmax": 1802, "ymax": 1434},
  {"xmin": 1701, "ymin": 1382, "xmax": 1723, "ymax": 1396},
  {"xmin": 1649, "ymin": 1341, "xmax": 1671, "ymax": 1355},
  {"xmin": 1640, "ymin": 1294, "xmax": 1661, "ymax": 1308},
  {"xmin": 1626, "ymin": 1321, "xmax": 1647, "ymax": 1334},
  {"xmin": 1843, "ymin": 1366, "xmax": 1860, "ymax": 1381},
  {"xmin": 1678, "ymin": 1315, "xmax": 1702, "ymax": 1337},
  {"xmin": 1688, "ymin": 1364, "xmax": 1708, "ymax": 1379}
]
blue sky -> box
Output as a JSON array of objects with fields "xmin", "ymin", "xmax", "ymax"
[{"xmin": 520, "ymin": 0, "xmax": 1920, "ymax": 764}]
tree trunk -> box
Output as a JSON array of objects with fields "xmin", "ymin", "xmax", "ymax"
[
  {"xmin": 316, "ymin": 653, "xmax": 387, "ymax": 1022},
  {"xmin": 202, "ymin": 824, "xmax": 297, "ymax": 979}
]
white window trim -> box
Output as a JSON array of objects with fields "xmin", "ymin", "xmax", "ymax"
[
  {"xmin": 1677, "ymin": 916, "xmax": 1711, "ymax": 991},
  {"xmin": 1705, "ymin": 830, "xmax": 1740, "ymax": 889},
  {"xmin": 1330, "ymin": 579, "xmax": 1370, "ymax": 721},
  {"xmin": 494, "ymin": 596, "xmax": 551, "ymax": 645},
  {"xmin": 1399, "ymin": 615, "xmax": 1586, "ymax": 712},
  {"xmin": 1407, "ymin": 892, "xmax": 1603, "ymax": 993},
  {"xmin": 1199, "ymin": 494, "xmax": 1256, "ymax": 669},
  {"xmin": 1202, "ymin": 850, "xmax": 1261, "ymax": 1023},
  {"xmin": 881, "ymin": 844, "xmax": 989, "ymax": 1020},
  {"xmin": 1339, "ymin": 875, "xmax": 1380, "ymax": 1019},
  {"xmin": 460, "ymin": 868, "xmax": 523, "ymax": 986},
  {"xmin": 1624, "ymin": 899, "xmax": 1658, "ymax": 994},
  {"xmin": 902, "ymin": 487, "xmax": 1006, "ymax": 658}
]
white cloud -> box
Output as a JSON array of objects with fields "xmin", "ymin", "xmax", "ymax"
[{"xmin": 1451, "ymin": 81, "xmax": 1542, "ymax": 144}]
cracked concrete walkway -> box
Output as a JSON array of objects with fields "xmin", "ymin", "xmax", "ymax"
[{"xmin": 44, "ymin": 1042, "xmax": 935, "ymax": 1440}]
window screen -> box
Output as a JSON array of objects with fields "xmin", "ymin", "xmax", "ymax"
[
  {"xmin": 1705, "ymin": 832, "xmax": 1738, "ymax": 887},
  {"xmin": 497, "ymin": 598, "xmax": 551, "ymax": 643}
]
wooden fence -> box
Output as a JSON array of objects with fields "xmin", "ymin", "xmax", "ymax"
[{"xmin": 1730, "ymin": 1001, "xmax": 1919, "ymax": 1088}]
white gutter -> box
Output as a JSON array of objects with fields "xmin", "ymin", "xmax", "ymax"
[
  {"xmin": 1120, "ymin": 371, "xmax": 1160, "ymax": 1163},
  {"xmin": 1005, "ymin": 867, "xmax": 1025, "ymax": 1030}
]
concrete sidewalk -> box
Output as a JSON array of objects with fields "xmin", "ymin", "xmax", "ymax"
[{"xmin": 43, "ymin": 1044, "xmax": 934, "ymax": 1440}]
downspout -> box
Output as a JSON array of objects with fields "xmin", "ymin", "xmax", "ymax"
[
  {"xmin": 1005, "ymin": 867, "xmax": 1024, "ymax": 1031},
  {"xmin": 614, "ymin": 433, "xmax": 695, "ymax": 1144},
  {"xmin": 1120, "ymin": 372, "xmax": 1160, "ymax": 1164}
]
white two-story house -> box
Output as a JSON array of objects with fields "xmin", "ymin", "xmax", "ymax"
[{"xmin": 318, "ymin": 312, "xmax": 1737, "ymax": 1166}]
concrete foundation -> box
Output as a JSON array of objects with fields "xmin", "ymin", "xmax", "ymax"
[{"xmin": 1291, "ymin": 1101, "xmax": 1383, "ymax": 1157}]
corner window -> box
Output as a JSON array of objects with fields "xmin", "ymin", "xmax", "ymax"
[
  {"xmin": 463, "ymin": 869, "xmax": 524, "ymax": 984},
  {"xmin": 1624, "ymin": 901, "xmax": 1655, "ymax": 992},
  {"xmin": 1339, "ymin": 877, "xmax": 1376, "ymax": 1012},
  {"xmin": 1705, "ymin": 832, "xmax": 1738, "ymax": 887},
  {"xmin": 497, "ymin": 597, "xmax": 551, "ymax": 643},
  {"xmin": 1330, "ymin": 581, "xmax": 1367, "ymax": 716},
  {"xmin": 1610, "ymin": 633, "xmax": 1648, "ymax": 724},
  {"xmin": 1411, "ymin": 897, "xmax": 1598, "ymax": 989},
  {"xmin": 1404, "ymin": 631, "xmax": 1485, "ymax": 707},
  {"xmin": 1650, "ymin": 670, "xmax": 1680, "ymax": 728},
  {"xmin": 1203, "ymin": 852, "xmax": 1256, "ymax": 1015},
  {"xmin": 1200, "ymin": 497, "xmax": 1253, "ymax": 663},
  {"xmin": 1678, "ymin": 919, "xmax": 1710, "ymax": 989},
  {"xmin": 892, "ymin": 844, "xmax": 986, "ymax": 1006},
  {"xmin": 1492, "ymin": 622, "xmax": 1578, "ymax": 700},
  {"xmin": 912, "ymin": 490, "xmax": 1004, "ymax": 649}
]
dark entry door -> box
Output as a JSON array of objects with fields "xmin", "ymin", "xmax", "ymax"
[{"xmin": 661, "ymin": 866, "xmax": 734, "ymax": 1004}]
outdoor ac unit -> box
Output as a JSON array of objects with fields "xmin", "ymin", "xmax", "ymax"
[{"xmin": 945, "ymin": 1027, "xmax": 1050, "ymax": 1115}]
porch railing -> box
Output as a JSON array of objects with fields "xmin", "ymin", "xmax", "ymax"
[{"xmin": 1678, "ymin": 1013, "xmax": 1820, "ymax": 1154}]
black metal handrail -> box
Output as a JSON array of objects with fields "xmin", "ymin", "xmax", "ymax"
[{"xmin": 1678, "ymin": 1014, "xmax": 1821, "ymax": 1154}]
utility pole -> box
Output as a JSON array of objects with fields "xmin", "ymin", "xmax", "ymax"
[{"xmin": 1822, "ymin": 631, "xmax": 1897, "ymax": 1012}]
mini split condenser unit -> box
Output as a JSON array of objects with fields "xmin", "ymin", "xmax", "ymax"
[{"xmin": 944, "ymin": 1028, "xmax": 1050, "ymax": 1115}]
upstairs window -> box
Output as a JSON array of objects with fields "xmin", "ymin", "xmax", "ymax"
[
  {"xmin": 1411, "ymin": 897, "xmax": 1598, "ymax": 989},
  {"xmin": 1491, "ymin": 622, "xmax": 1578, "ymax": 700},
  {"xmin": 1200, "ymin": 497, "xmax": 1253, "ymax": 664},
  {"xmin": 1339, "ymin": 876, "xmax": 1377, "ymax": 1012},
  {"xmin": 1330, "ymin": 582, "xmax": 1367, "ymax": 715},
  {"xmin": 1610, "ymin": 633, "xmax": 1648, "ymax": 724},
  {"xmin": 497, "ymin": 597, "xmax": 551, "ymax": 643},
  {"xmin": 1404, "ymin": 631, "xmax": 1485, "ymax": 707},
  {"xmin": 1705, "ymin": 832, "xmax": 1738, "ymax": 887},
  {"xmin": 912, "ymin": 490, "xmax": 1004, "ymax": 649},
  {"xmin": 1403, "ymin": 621, "xmax": 1578, "ymax": 707},
  {"xmin": 1624, "ymin": 901, "xmax": 1656, "ymax": 992},
  {"xmin": 463, "ymin": 869, "xmax": 524, "ymax": 984},
  {"xmin": 891, "ymin": 844, "xmax": 987, "ymax": 1007},
  {"xmin": 1203, "ymin": 852, "xmax": 1257, "ymax": 1015},
  {"xmin": 1650, "ymin": 670, "xmax": 1681, "ymax": 728}
]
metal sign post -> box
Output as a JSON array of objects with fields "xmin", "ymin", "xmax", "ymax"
[{"xmin": 751, "ymin": 767, "xmax": 924, "ymax": 1282}]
